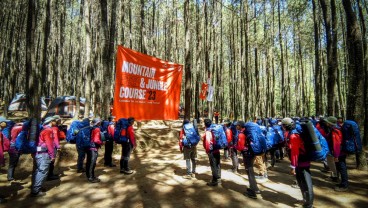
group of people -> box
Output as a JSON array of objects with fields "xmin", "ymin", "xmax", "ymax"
[
  {"xmin": 0, "ymin": 115, "xmax": 137, "ymax": 200},
  {"xmin": 178, "ymin": 115, "xmax": 352, "ymax": 208}
]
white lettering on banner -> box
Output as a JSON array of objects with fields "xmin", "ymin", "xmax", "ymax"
[
  {"xmin": 145, "ymin": 79, "xmax": 168, "ymax": 91},
  {"xmin": 122, "ymin": 61, "xmax": 156, "ymax": 78},
  {"xmin": 119, "ymin": 86, "xmax": 146, "ymax": 100}
]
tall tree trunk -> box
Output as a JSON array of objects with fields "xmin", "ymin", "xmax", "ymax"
[
  {"xmin": 184, "ymin": 0, "xmax": 192, "ymax": 120},
  {"xmin": 278, "ymin": 0, "xmax": 286, "ymax": 117},
  {"xmin": 312, "ymin": 0, "xmax": 322, "ymax": 116},
  {"xmin": 83, "ymin": 0, "xmax": 92, "ymax": 118},
  {"xmin": 40, "ymin": 0, "xmax": 51, "ymax": 97},
  {"xmin": 342, "ymin": 0, "xmax": 367, "ymax": 170}
]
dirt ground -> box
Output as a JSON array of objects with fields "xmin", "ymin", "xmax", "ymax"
[{"xmin": 0, "ymin": 120, "xmax": 367, "ymax": 208}]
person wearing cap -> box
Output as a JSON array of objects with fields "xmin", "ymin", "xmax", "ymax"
[
  {"xmin": 179, "ymin": 119, "xmax": 198, "ymax": 179},
  {"xmin": 104, "ymin": 116, "xmax": 116, "ymax": 167},
  {"xmin": 282, "ymin": 117, "xmax": 313, "ymax": 208},
  {"xmin": 47, "ymin": 115, "xmax": 63, "ymax": 181},
  {"xmin": 214, "ymin": 110, "xmax": 220, "ymax": 124},
  {"xmin": 31, "ymin": 116, "xmax": 58, "ymax": 197},
  {"xmin": 86, "ymin": 118, "xmax": 103, "ymax": 183},
  {"xmin": 324, "ymin": 116, "xmax": 348, "ymax": 192},
  {"xmin": 120, "ymin": 117, "xmax": 136, "ymax": 174}
]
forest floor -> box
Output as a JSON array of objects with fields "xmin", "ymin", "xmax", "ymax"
[{"xmin": 0, "ymin": 119, "xmax": 368, "ymax": 208}]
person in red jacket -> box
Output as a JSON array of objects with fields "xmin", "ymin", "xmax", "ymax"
[
  {"xmin": 87, "ymin": 118, "xmax": 103, "ymax": 183},
  {"xmin": 324, "ymin": 116, "xmax": 349, "ymax": 192},
  {"xmin": 31, "ymin": 116, "xmax": 58, "ymax": 197},
  {"xmin": 120, "ymin": 117, "xmax": 136, "ymax": 174},
  {"xmin": 282, "ymin": 118, "xmax": 313, "ymax": 208},
  {"xmin": 47, "ymin": 115, "xmax": 63, "ymax": 181},
  {"xmin": 0, "ymin": 117, "xmax": 9, "ymax": 203},
  {"xmin": 104, "ymin": 116, "xmax": 116, "ymax": 167}
]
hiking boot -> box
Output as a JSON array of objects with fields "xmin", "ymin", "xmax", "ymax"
[
  {"xmin": 245, "ymin": 191, "xmax": 257, "ymax": 199},
  {"xmin": 31, "ymin": 191, "xmax": 46, "ymax": 197},
  {"xmin": 183, "ymin": 175, "xmax": 192, "ymax": 179},
  {"xmin": 326, "ymin": 176, "xmax": 338, "ymax": 182},
  {"xmin": 291, "ymin": 181, "xmax": 299, "ymax": 189},
  {"xmin": 47, "ymin": 175, "xmax": 60, "ymax": 181},
  {"xmin": 255, "ymin": 175, "xmax": 265, "ymax": 180},
  {"xmin": 77, "ymin": 168, "xmax": 86, "ymax": 173},
  {"xmin": 7, "ymin": 177, "xmax": 14, "ymax": 182},
  {"xmin": 207, "ymin": 180, "xmax": 219, "ymax": 186},
  {"xmin": 334, "ymin": 186, "xmax": 348, "ymax": 192},
  {"xmin": 104, "ymin": 164, "xmax": 117, "ymax": 167},
  {"xmin": 88, "ymin": 178, "xmax": 100, "ymax": 183},
  {"xmin": 247, "ymin": 188, "xmax": 261, "ymax": 194},
  {"xmin": 121, "ymin": 169, "xmax": 134, "ymax": 175}
]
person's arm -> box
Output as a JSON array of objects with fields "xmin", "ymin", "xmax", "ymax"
[
  {"xmin": 128, "ymin": 126, "xmax": 136, "ymax": 147},
  {"xmin": 43, "ymin": 129, "xmax": 55, "ymax": 160},
  {"xmin": 179, "ymin": 129, "xmax": 184, "ymax": 152},
  {"xmin": 288, "ymin": 134, "xmax": 301, "ymax": 170}
]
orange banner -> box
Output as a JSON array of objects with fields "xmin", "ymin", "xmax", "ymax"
[
  {"xmin": 113, "ymin": 46, "xmax": 183, "ymax": 120},
  {"xmin": 199, "ymin": 83, "xmax": 208, "ymax": 100}
]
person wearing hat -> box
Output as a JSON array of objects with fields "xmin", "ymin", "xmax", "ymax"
[
  {"xmin": 104, "ymin": 116, "xmax": 116, "ymax": 167},
  {"xmin": 281, "ymin": 117, "xmax": 313, "ymax": 208},
  {"xmin": 31, "ymin": 116, "xmax": 58, "ymax": 197},
  {"xmin": 86, "ymin": 118, "xmax": 103, "ymax": 183},
  {"xmin": 120, "ymin": 117, "xmax": 136, "ymax": 174},
  {"xmin": 324, "ymin": 116, "xmax": 348, "ymax": 192},
  {"xmin": 46, "ymin": 115, "xmax": 63, "ymax": 181}
]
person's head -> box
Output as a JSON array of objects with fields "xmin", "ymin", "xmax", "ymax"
[
  {"xmin": 236, "ymin": 121, "xmax": 245, "ymax": 130},
  {"xmin": 183, "ymin": 119, "xmax": 190, "ymax": 126},
  {"xmin": 92, "ymin": 118, "xmax": 102, "ymax": 126},
  {"xmin": 337, "ymin": 116, "xmax": 344, "ymax": 124},
  {"xmin": 324, "ymin": 116, "xmax": 337, "ymax": 127},
  {"xmin": 204, "ymin": 118, "xmax": 212, "ymax": 128},
  {"xmin": 0, "ymin": 116, "xmax": 8, "ymax": 128},
  {"xmin": 223, "ymin": 119, "xmax": 231, "ymax": 127},
  {"xmin": 281, "ymin": 117, "xmax": 294, "ymax": 131},
  {"xmin": 43, "ymin": 115, "xmax": 60, "ymax": 126},
  {"xmin": 128, "ymin": 117, "xmax": 135, "ymax": 126},
  {"xmin": 108, "ymin": 116, "xmax": 115, "ymax": 122}
]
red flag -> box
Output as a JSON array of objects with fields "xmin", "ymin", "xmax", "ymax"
[{"xmin": 200, "ymin": 83, "xmax": 208, "ymax": 100}]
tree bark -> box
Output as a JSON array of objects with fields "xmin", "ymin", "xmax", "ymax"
[{"xmin": 342, "ymin": 0, "xmax": 367, "ymax": 170}]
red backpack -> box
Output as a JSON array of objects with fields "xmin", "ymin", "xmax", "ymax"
[{"xmin": 235, "ymin": 131, "xmax": 246, "ymax": 151}]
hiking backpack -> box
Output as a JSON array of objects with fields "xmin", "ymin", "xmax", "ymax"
[
  {"xmin": 230, "ymin": 122, "xmax": 238, "ymax": 146},
  {"xmin": 209, "ymin": 124, "xmax": 228, "ymax": 150},
  {"xmin": 66, "ymin": 120, "xmax": 82, "ymax": 144},
  {"xmin": 290, "ymin": 121, "xmax": 329, "ymax": 161},
  {"xmin": 15, "ymin": 118, "xmax": 40, "ymax": 154},
  {"xmin": 114, "ymin": 118, "xmax": 129, "ymax": 144},
  {"xmin": 182, "ymin": 122, "xmax": 200, "ymax": 147},
  {"xmin": 266, "ymin": 125, "xmax": 284, "ymax": 150},
  {"xmin": 100, "ymin": 120, "xmax": 113, "ymax": 142},
  {"xmin": 341, "ymin": 120, "xmax": 362, "ymax": 154},
  {"xmin": 0, "ymin": 121, "xmax": 16, "ymax": 152},
  {"xmin": 75, "ymin": 122, "xmax": 92, "ymax": 149},
  {"xmin": 244, "ymin": 122, "xmax": 267, "ymax": 155}
]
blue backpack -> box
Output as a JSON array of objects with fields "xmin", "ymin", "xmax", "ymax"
[
  {"xmin": 291, "ymin": 121, "xmax": 329, "ymax": 161},
  {"xmin": 182, "ymin": 123, "xmax": 200, "ymax": 147},
  {"xmin": 100, "ymin": 121, "xmax": 113, "ymax": 142},
  {"xmin": 73, "ymin": 121, "xmax": 92, "ymax": 149},
  {"xmin": 15, "ymin": 119, "xmax": 40, "ymax": 154},
  {"xmin": 230, "ymin": 122, "xmax": 238, "ymax": 145},
  {"xmin": 341, "ymin": 120, "xmax": 362, "ymax": 154},
  {"xmin": 210, "ymin": 124, "xmax": 228, "ymax": 149},
  {"xmin": 266, "ymin": 125, "xmax": 284, "ymax": 150},
  {"xmin": 114, "ymin": 118, "xmax": 129, "ymax": 144},
  {"xmin": 244, "ymin": 122, "xmax": 267, "ymax": 155},
  {"xmin": 67, "ymin": 120, "xmax": 91, "ymax": 144}
]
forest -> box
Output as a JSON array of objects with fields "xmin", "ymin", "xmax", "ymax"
[{"xmin": 0, "ymin": 0, "xmax": 367, "ymax": 147}]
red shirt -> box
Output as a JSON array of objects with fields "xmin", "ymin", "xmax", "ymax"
[
  {"xmin": 202, "ymin": 130, "xmax": 218, "ymax": 153},
  {"xmin": 328, "ymin": 127, "xmax": 343, "ymax": 158},
  {"xmin": 107, "ymin": 123, "xmax": 115, "ymax": 138},
  {"xmin": 91, "ymin": 127, "xmax": 103, "ymax": 150},
  {"xmin": 39, "ymin": 126, "xmax": 56, "ymax": 159},
  {"xmin": 225, "ymin": 128, "xmax": 233, "ymax": 145},
  {"xmin": 316, "ymin": 122, "xmax": 328, "ymax": 138},
  {"xmin": 0, "ymin": 132, "xmax": 5, "ymax": 166},
  {"xmin": 179, "ymin": 129, "xmax": 184, "ymax": 151},
  {"xmin": 127, "ymin": 125, "xmax": 136, "ymax": 147},
  {"xmin": 284, "ymin": 131, "xmax": 309, "ymax": 168}
]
